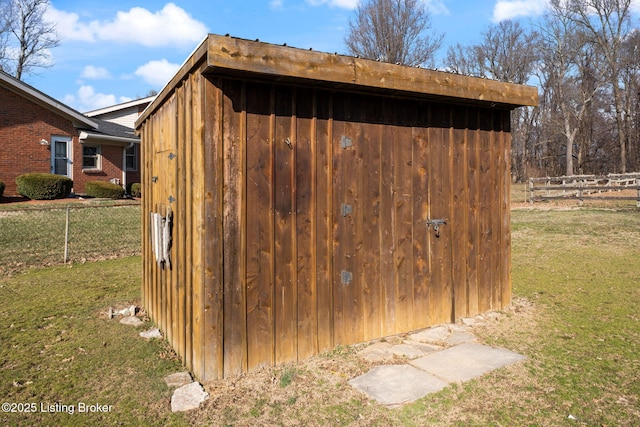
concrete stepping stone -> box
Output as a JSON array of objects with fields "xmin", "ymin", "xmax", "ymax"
[
  {"xmin": 408, "ymin": 326, "xmax": 450, "ymax": 343},
  {"xmin": 348, "ymin": 365, "xmax": 448, "ymax": 407},
  {"xmin": 410, "ymin": 342, "xmax": 527, "ymax": 383},
  {"xmin": 357, "ymin": 342, "xmax": 394, "ymax": 363},
  {"xmin": 140, "ymin": 327, "xmax": 162, "ymax": 339},
  {"xmin": 164, "ymin": 372, "xmax": 192, "ymax": 388},
  {"xmin": 444, "ymin": 331, "xmax": 476, "ymax": 345},
  {"xmin": 390, "ymin": 344, "xmax": 426, "ymax": 359},
  {"xmin": 170, "ymin": 382, "xmax": 209, "ymax": 412},
  {"xmin": 119, "ymin": 316, "xmax": 143, "ymax": 326}
]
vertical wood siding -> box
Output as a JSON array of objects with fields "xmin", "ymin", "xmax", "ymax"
[{"xmin": 140, "ymin": 75, "xmax": 512, "ymax": 382}]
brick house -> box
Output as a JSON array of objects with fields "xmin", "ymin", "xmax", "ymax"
[{"xmin": 0, "ymin": 71, "xmax": 143, "ymax": 197}]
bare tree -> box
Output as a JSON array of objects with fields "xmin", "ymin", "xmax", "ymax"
[
  {"xmin": 0, "ymin": 0, "xmax": 60, "ymax": 80},
  {"xmin": 445, "ymin": 20, "xmax": 537, "ymax": 84},
  {"xmin": 619, "ymin": 29, "xmax": 640, "ymax": 171},
  {"xmin": 444, "ymin": 20, "xmax": 538, "ymax": 181},
  {"xmin": 537, "ymin": 0, "xmax": 601, "ymax": 176},
  {"xmin": 567, "ymin": 0, "xmax": 634, "ymax": 173},
  {"xmin": 344, "ymin": 0, "xmax": 444, "ymax": 67}
]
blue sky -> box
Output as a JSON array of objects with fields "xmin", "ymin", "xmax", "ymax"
[{"xmin": 20, "ymin": 0, "xmax": 638, "ymax": 112}]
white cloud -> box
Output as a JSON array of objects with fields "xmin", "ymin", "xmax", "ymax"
[
  {"xmin": 305, "ymin": 0, "xmax": 359, "ymax": 9},
  {"xmin": 134, "ymin": 59, "xmax": 180, "ymax": 88},
  {"xmin": 492, "ymin": 0, "xmax": 549, "ymax": 22},
  {"xmin": 45, "ymin": 8, "xmax": 96, "ymax": 42},
  {"xmin": 80, "ymin": 65, "xmax": 111, "ymax": 80},
  {"xmin": 63, "ymin": 85, "xmax": 131, "ymax": 111},
  {"xmin": 423, "ymin": 0, "xmax": 450, "ymax": 15},
  {"xmin": 46, "ymin": 3, "xmax": 207, "ymax": 47},
  {"xmin": 305, "ymin": 0, "xmax": 448, "ymax": 12}
]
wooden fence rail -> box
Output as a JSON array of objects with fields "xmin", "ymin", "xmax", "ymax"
[{"xmin": 528, "ymin": 173, "xmax": 640, "ymax": 206}]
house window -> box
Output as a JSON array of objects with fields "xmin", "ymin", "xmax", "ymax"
[
  {"xmin": 83, "ymin": 146, "xmax": 100, "ymax": 169},
  {"xmin": 125, "ymin": 145, "xmax": 138, "ymax": 171}
]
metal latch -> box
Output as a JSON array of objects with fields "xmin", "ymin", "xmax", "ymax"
[{"xmin": 426, "ymin": 218, "xmax": 447, "ymax": 238}]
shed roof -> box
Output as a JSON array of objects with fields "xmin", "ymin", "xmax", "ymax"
[{"xmin": 137, "ymin": 34, "xmax": 538, "ymax": 127}]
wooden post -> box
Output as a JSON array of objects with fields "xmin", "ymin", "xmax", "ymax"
[{"xmin": 636, "ymin": 178, "xmax": 640, "ymax": 208}]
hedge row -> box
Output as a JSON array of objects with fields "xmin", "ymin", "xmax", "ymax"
[
  {"xmin": 0, "ymin": 180, "xmax": 5, "ymax": 199},
  {"xmin": 85, "ymin": 181, "xmax": 125, "ymax": 199},
  {"xmin": 7, "ymin": 174, "xmax": 140, "ymax": 200},
  {"xmin": 16, "ymin": 173, "xmax": 73, "ymax": 200}
]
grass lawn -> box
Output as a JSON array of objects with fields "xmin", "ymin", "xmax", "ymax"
[{"xmin": 1, "ymin": 204, "xmax": 639, "ymax": 425}]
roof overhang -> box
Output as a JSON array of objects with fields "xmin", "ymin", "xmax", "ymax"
[
  {"xmin": 137, "ymin": 34, "xmax": 539, "ymax": 128},
  {"xmin": 84, "ymin": 95, "xmax": 156, "ymax": 117},
  {"xmin": 0, "ymin": 71, "xmax": 99, "ymax": 130}
]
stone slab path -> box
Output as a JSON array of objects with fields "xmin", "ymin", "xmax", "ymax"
[{"xmin": 348, "ymin": 323, "xmax": 526, "ymax": 407}]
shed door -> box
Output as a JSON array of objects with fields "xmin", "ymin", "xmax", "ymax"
[{"xmin": 331, "ymin": 97, "xmax": 455, "ymax": 347}]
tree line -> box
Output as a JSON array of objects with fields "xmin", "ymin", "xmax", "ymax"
[
  {"xmin": 347, "ymin": 0, "xmax": 640, "ymax": 179},
  {"xmin": 2, "ymin": 0, "xmax": 638, "ymax": 179}
]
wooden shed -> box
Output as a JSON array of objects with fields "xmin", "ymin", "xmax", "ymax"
[{"xmin": 135, "ymin": 34, "xmax": 538, "ymax": 382}]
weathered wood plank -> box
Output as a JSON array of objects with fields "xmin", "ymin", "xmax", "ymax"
[
  {"xmin": 174, "ymin": 81, "xmax": 186, "ymax": 362},
  {"xmin": 195, "ymin": 73, "xmax": 214, "ymax": 380},
  {"xmin": 427, "ymin": 105, "xmax": 452, "ymax": 325},
  {"xmin": 361, "ymin": 101, "xmax": 383, "ymax": 341},
  {"xmin": 355, "ymin": 59, "xmax": 538, "ymax": 108},
  {"xmin": 245, "ymin": 82, "xmax": 275, "ymax": 370},
  {"xmin": 499, "ymin": 112, "xmax": 512, "ymax": 309},
  {"xmin": 477, "ymin": 109, "xmax": 493, "ymax": 313},
  {"xmin": 490, "ymin": 112, "xmax": 502, "ymax": 310},
  {"xmin": 451, "ymin": 105, "xmax": 469, "ymax": 320},
  {"xmin": 466, "ymin": 107, "xmax": 480, "ymax": 317},
  {"xmin": 331, "ymin": 93, "xmax": 350, "ymax": 346},
  {"xmin": 412, "ymin": 104, "xmax": 430, "ymax": 328},
  {"xmin": 181, "ymin": 75, "xmax": 192, "ymax": 371},
  {"xmin": 222, "ymin": 79, "xmax": 248, "ymax": 376},
  {"xmin": 315, "ymin": 91, "xmax": 334, "ymax": 352},
  {"xmin": 295, "ymin": 88, "xmax": 318, "ymax": 360},
  {"xmin": 393, "ymin": 99, "xmax": 415, "ymax": 333},
  {"xmin": 341, "ymin": 93, "xmax": 364, "ymax": 345},
  {"xmin": 380, "ymin": 99, "xmax": 396, "ymax": 336},
  {"xmin": 273, "ymin": 86, "xmax": 297, "ymax": 363}
]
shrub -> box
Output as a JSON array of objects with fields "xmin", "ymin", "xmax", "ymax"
[
  {"xmin": 85, "ymin": 181, "xmax": 125, "ymax": 199},
  {"xmin": 0, "ymin": 180, "xmax": 4, "ymax": 199},
  {"xmin": 129, "ymin": 183, "xmax": 141, "ymax": 198},
  {"xmin": 16, "ymin": 173, "xmax": 73, "ymax": 200}
]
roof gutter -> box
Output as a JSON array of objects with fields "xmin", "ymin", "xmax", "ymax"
[{"xmin": 79, "ymin": 131, "xmax": 139, "ymax": 146}]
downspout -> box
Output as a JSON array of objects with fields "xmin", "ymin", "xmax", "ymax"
[{"xmin": 123, "ymin": 142, "xmax": 135, "ymax": 193}]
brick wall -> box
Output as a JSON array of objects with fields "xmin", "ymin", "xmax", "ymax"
[
  {"xmin": 0, "ymin": 86, "xmax": 78, "ymax": 196},
  {"xmin": 1, "ymin": 86, "xmax": 139, "ymax": 197},
  {"xmin": 72, "ymin": 143, "xmax": 127, "ymax": 195}
]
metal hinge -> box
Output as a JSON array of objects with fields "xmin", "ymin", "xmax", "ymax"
[
  {"xmin": 341, "ymin": 203, "xmax": 353, "ymax": 217},
  {"xmin": 341, "ymin": 270, "xmax": 353, "ymax": 285},
  {"xmin": 168, "ymin": 195, "xmax": 176, "ymax": 203},
  {"xmin": 168, "ymin": 153, "xmax": 176, "ymax": 160},
  {"xmin": 340, "ymin": 135, "xmax": 352, "ymax": 149}
]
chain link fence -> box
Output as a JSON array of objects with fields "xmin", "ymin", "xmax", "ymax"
[{"xmin": 0, "ymin": 202, "xmax": 141, "ymax": 274}]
